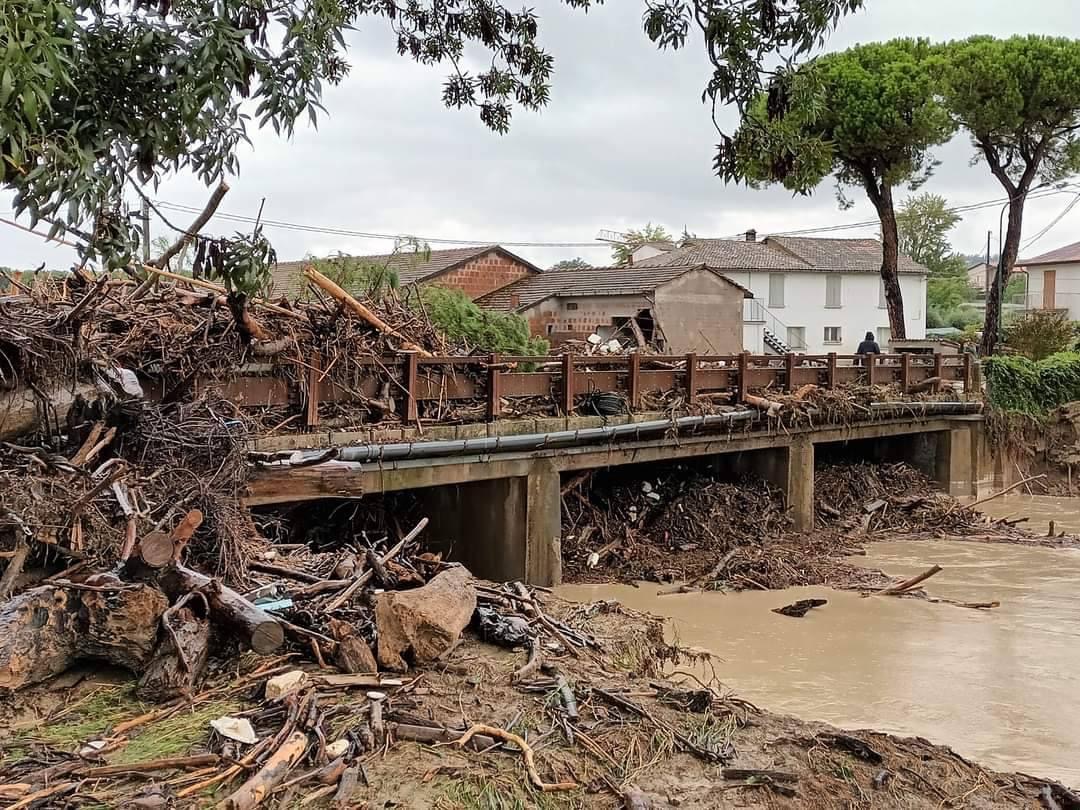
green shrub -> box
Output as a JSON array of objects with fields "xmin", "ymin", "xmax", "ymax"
[
  {"xmin": 420, "ymin": 286, "xmax": 549, "ymax": 355},
  {"xmin": 984, "ymin": 351, "xmax": 1080, "ymax": 413},
  {"xmin": 1003, "ymin": 309, "xmax": 1077, "ymax": 361}
]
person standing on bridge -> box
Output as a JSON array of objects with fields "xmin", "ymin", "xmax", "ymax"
[{"xmin": 857, "ymin": 331, "xmax": 880, "ymax": 355}]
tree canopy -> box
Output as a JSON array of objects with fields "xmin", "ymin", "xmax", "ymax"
[
  {"xmin": 0, "ymin": 0, "xmax": 864, "ymax": 281},
  {"xmin": 896, "ymin": 193, "xmax": 967, "ymax": 277},
  {"xmin": 611, "ymin": 224, "xmax": 673, "ymax": 267},
  {"xmin": 731, "ymin": 38, "xmax": 955, "ymax": 338},
  {"xmin": 550, "ymin": 258, "xmax": 592, "ymax": 271},
  {"xmin": 934, "ymin": 35, "xmax": 1080, "ymax": 353}
]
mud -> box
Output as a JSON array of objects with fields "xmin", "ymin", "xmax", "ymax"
[{"xmin": 561, "ymin": 539, "xmax": 1080, "ymax": 787}]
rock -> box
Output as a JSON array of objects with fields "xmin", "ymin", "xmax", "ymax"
[
  {"xmin": 326, "ymin": 739, "xmax": 350, "ymax": 759},
  {"xmin": 211, "ymin": 715, "xmax": 259, "ymax": 744},
  {"xmin": 375, "ymin": 566, "xmax": 476, "ymax": 672},
  {"xmin": 265, "ymin": 669, "xmax": 308, "ymax": 701}
]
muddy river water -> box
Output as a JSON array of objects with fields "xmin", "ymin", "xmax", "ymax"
[{"xmin": 559, "ymin": 496, "xmax": 1080, "ymax": 786}]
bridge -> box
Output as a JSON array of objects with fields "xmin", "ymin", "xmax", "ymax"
[{"xmin": 232, "ymin": 352, "xmax": 988, "ymax": 586}]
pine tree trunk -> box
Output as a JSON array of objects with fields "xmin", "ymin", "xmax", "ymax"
[
  {"xmin": 982, "ymin": 198, "xmax": 1026, "ymax": 355},
  {"xmin": 878, "ymin": 187, "xmax": 907, "ymax": 341}
]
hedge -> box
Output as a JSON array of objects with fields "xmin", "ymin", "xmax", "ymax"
[{"xmin": 984, "ymin": 351, "xmax": 1080, "ymax": 414}]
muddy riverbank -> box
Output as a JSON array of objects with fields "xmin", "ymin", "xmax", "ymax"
[
  {"xmin": 562, "ymin": 539, "xmax": 1080, "ymax": 788},
  {"xmin": 0, "ymin": 589, "xmax": 1072, "ymax": 809}
]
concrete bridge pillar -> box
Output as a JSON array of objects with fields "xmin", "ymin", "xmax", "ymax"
[
  {"xmin": 420, "ymin": 462, "xmax": 562, "ymax": 587},
  {"xmin": 727, "ymin": 438, "xmax": 815, "ymax": 532},
  {"xmin": 934, "ymin": 419, "xmax": 989, "ymax": 498}
]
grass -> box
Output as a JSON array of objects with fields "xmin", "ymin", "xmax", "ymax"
[
  {"xmin": 685, "ymin": 710, "xmax": 738, "ymax": 759},
  {"xmin": 436, "ymin": 775, "xmax": 581, "ymax": 810},
  {"xmin": 10, "ymin": 680, "xmax": 238, "ymax": 765}
]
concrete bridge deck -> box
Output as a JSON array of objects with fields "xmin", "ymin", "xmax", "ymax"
[{"xmin": 247, "ymin": 407, "xmax": 991, "ymax": 587}]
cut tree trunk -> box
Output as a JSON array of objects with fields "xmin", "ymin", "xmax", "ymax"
[
  {"xmin": 159, "ymin": 566, "xmax": 284, "ymax": 654},
  {"xmin": 0, "ymin": 583, "xmax": 167, "ymax": 691},
  {"xmin": 218, "ymin": 731, "xmax": 308, "ymax": 810}
]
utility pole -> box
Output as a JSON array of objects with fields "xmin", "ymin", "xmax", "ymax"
[{"xmin": 140, "ymin": 198, "xmax": 151, "ymax": 263}]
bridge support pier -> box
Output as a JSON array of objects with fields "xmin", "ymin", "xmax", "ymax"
[
  {"xmin": 935, "ymin": 420, "xmax": 990, "ymax": 498},
  {"xmin": 420, "ymin": 463, "xmax": 562, "ymax": 587},
  {"xmin": 727, "ymin": 438, "xmax": 814, "ymax": 532}
]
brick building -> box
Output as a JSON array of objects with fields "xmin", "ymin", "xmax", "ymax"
[
  {"xmin": 270, "ymin": 245, "xmax": 540, "ymax": 301},
  {"xmin": 477, "ymin": 264, "xmax": 751, "ymax": 354}
]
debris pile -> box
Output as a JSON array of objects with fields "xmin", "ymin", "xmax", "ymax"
[
  {"xmin": 563, "ymin": 460, "xmax": 1076, "ymax": 591},
  {"xmin": 561, "ymin": 467, "xmax": 792, "ymax": 583},
  {"xmin": 0, "ymin": 592, "xmax": 1066, "ymax": 809}
]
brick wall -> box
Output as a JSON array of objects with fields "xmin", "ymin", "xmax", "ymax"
[{"xmin": 435, "ymin": 250, "xmax": 534, "ymax": 300}]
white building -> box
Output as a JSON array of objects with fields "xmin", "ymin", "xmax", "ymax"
[
  {"xmin": 1018, "ymin": 240, "xmax": 1080, "ymax": 318},
  {"xmin": 635, "ymin": 232, "xmax": 928, "ymax": 355}
]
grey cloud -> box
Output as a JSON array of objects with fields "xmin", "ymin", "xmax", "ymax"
[{"xmin": 3, "ymin": 0, "xmax": 1080, "ymax": 271}]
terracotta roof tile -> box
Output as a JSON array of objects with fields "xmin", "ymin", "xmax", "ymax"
[
  {"xmin": 477, "ymin": 264, "xmax": 751, "ymax": 311},
  {"xmin": 635, "ymin": 236, "xmax": 926, "ymax": 274},
  {"xmin": 269, "ymin": 245, "xmax": 539, "ymax": 299},
  {"xmin": 1020, "ymin": 240, "xmax": 1080, "ymax": 266}
]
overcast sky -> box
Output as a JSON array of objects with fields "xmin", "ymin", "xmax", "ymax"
[{"xmin": 5, "ymin": 0, "xmax": 1080, "ymax": 271}]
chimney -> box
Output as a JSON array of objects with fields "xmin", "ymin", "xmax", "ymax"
[{"xmin": 745, "ymin": 229, "xmax": 757, "ymax": 242}]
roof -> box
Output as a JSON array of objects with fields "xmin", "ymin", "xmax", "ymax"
[
  {"xmin": 635, "ymin": 236, "xmax": 927, "ymax": 274},
  {"xmin": 269, "ymin": 245, "xmax": 541, "ymax": 299},
  {"xmin": 1019, "ymin": 240, "xmax": 1080, "ymax": 267},
  {"xmin": 477, "ymin": 264, "xmax": 752, "ymax": 312}
]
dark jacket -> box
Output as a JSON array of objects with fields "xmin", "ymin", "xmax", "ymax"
[{"xmin": 857, "ymin": 339, "xmax": 881, "ymax": 355}]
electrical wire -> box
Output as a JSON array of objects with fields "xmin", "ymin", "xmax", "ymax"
[
  {"xmin": 1021, "ymin": 191, "xmax": 1080, "ymax": 251},
  {"xmin": 151, "ymin": 185, "xmax": 1079, "ymax": 247}
]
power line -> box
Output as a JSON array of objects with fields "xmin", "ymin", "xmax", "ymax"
[
  {"xmin": 154, "ymin": 186, "xmax": 1079, "ymax": 248},
  {"xmin": 1022, "ymin": 191, "xmax": 1080, "ymax": 251},
  {"xmin": 152, "ymin": 201, "xmax": 609, "ymax": 249}
]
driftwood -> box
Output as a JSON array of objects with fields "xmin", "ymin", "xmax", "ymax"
[
  {"xmin": 218, "ymin": 730, "xmax": 308, "ymax": 810},
  {"xmin": 389, "ymin": 722, "xmax": 496, "ymax": 750},
  {"xmin": 453, "ymin": 724, "xmax": 578, "ymax": 792},
  {"xmin": 772, "ymin": 598, "xmax": 826, "ymax": 617},
  {"xmin": 303, "ymin": 267, "xmax": 431, "ymax": 356},
  {"xmin": 877, "ymin": 565, "xmax": 942, "ymax": 596},
  {"xmin": 137, "ymin": 593, "xmax": 211, "ymax": 701},
  {"xmin": 744, "ymin": 393, "xmax": 783, "ymax": 417},
  {"xmin": 159, "ymin": 566, "xmax": 284, "ymax": 654},
  {"xmin": 908, "ymin": 376, "xmax": 943, "ymax": 394},
  {"xmin": 324, "ymin": 518, "xmax": 428, "ymax": 612},
  {"xmin": 0, "ymin": 583, "xmax": 167, "ymax": 690}
]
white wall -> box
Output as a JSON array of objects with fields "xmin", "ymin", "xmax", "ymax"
[
  {"xmin": 721, "ymin": 270, "xmax": 926, "ymax": 354},
  {"xmin": 1026, "ymin": 264, "xmax": 1080, "ymax": 319}
]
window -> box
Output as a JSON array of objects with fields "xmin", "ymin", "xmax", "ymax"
[
  {"xmin": 877, "ymin": 327, "xmax": 891, "ymax": 348},
  {"xmin": 565, "ymin": 302, "xmax": 579, "ymax": 311},
  {"xmin": 824, "ymin": 326, "xmax": 842, "ymax": 344},
  {"xmin": 787, "ymin": 326, "xmax": 806, "ymax": 350},
  {"xmin": 768, "ymin": 273, "xmax": 785, "ymax": 308},
  {"xmin": 825, "ymin": 275, "xmax": 842, "ymax": 308},
  {"xmin": 546, "ymin": 324, "xmax": 555, "ymax": 335},
  {"xmin": 878, "ymin": 279, "xmax": 887, "ymax": 309}
]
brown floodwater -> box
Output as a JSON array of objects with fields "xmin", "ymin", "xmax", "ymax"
[{"xmin": 559, "ymin": 521, "xmax": 1080, "ymax": 786}]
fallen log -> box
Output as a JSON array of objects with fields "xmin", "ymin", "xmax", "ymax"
[
  {"xmin": 772, "ymin": 598, "xmax": 827, "ymax": 618},
  {"xmin": 159, "ymin": 566, "xmax": 284, "ymax": 655},
  {"xmin": 744, "ymin": 393, "xmax": 783, "ymax": 417},
  {"xmin": 0, "ymin": 583, "xmax": 167, "ymax": 690},
  {"xmin": 218, "ymin": 730, "xmax": 308, "ymax": 810},
  {"xmin": 907, "ymin": 376, "xmax": 942, "ymax": 394},
  {"xmin": 303, "ymin": 267, "xmax": 431, "ymax": 356}
]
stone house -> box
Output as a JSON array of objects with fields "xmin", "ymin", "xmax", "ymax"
[
  {"xmin": 476, "ymin": 264, "xmax": 751, "ymax": 354},
  {"xmin": 270, "ymin": 244, "xmax": 541, "ymax": 301}
]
